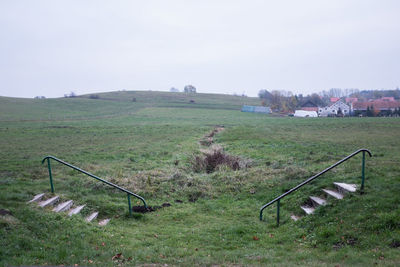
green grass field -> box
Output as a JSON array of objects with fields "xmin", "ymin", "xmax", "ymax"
[{"xmin": 1, "ymin": 91, "xmax": 399, "ymax": 266}]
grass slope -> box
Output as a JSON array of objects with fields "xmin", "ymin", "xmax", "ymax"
[{"xmin": 0, "ymin": 91, "xmax": 399, "ymax": 266}]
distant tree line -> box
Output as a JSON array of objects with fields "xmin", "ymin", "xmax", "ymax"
[
  {"xmin": 349, "ymin": 88, "xmax": 400, "ymax": 101},
  {"xmin": 319, "ymin": 87, "xmax": 400, "ymax": 101},
  {"xmin": 258, "ymin": 90, "xmax": 326, "ymax": 112}
]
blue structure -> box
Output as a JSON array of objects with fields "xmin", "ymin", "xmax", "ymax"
[{"xmin": 241, "ymin": 105, "xmax": 271, "ymax": 114}]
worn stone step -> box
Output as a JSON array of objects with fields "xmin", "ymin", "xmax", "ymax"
[
  {"xmin": 38, "ymin": 196, "xmax": 60, "ymax": 207},
  {"xmin": 86, "ymin": 212, "xmax": 99, "ymax": 222},
  {"xmin": 98, "ymin": 218, "xmax": 111, "ymax": 226},
  {"xmin": 28, "ymin": 193, "xmax": 45, "ymax": 203},
  {"xmin": 68, "ymin": 205, "xmax": 86, "ymax": 216},
  {"xmin": 309, "ymin": 196, "xmax": 327, "ymax": 207},
  {"xmin": 53, "ymin": 200, "xmax": 74, "ymax": 213},
  {"xmin": 334, "ymin": 182, "xmax": 357, "ymax": 193},
  {"xmin": 290, "ymin": 215, "xmax": 301, "ymax": 221},
  {"xmin": 322, "ymin": 189, "xmax": 344, "ymax": 199},
  {"xmin": 300, "ymin": 205, "xmax": 315, "ymax": 215}
]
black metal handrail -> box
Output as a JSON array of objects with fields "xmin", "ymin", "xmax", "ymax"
[
  {"xmin": 259, "ymin": 148, "xmax": 372, "ymax": 224},
  {"xmin": 42, "ymin": 155, "xmax": 147, "ymax": 216}
]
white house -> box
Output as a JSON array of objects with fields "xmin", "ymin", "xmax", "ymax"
[
  {"xmin": 294, "ymin": 110, "xmax": 318, "ymax": 117},
  {"xmin": 318, "ymin": 100, "xmax": 350, "ymax": 117}
]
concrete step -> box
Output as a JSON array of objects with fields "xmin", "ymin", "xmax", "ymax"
[
  {"xmin": 300, "ymin": 205, "xmax": 315, "ymax": 215},
  {"xmin": 86, "ymin": 212, "xmax": 99, "ymax": 222},
  {"xmin": 290, "ymin": 215, "xmax": 301, "ymax": 221},
  {"xmin": 309, "ymin": 196, "xmax": 327, "ymax": 207},
  {"xmin": 68, "ymin": 205, "xmax": 86, "ymax": 216},
  {"xmin": 28, "ymin": 193, "xmax": 45, "ymax": 203},
  {"xmin": 99, "ymin": 218, "xmax": 111, "ymax": 226},
  {"xmin": 53, "ymin": 200, "xmax": 74, "ymax": 213},
  {"xmin": 334, "ymin": 182, "xmax": 357, "ymax": 193},
  {"xmin": 322, "ymin": 189, "xmax": 343, "ymax": 199},
  {"xmin": 38, "ymin": 196, "xmax": 60, "ymax": 208},
  {"xmin": 31, "ymin": 193, "xmax": 111, "ymax": 226}
]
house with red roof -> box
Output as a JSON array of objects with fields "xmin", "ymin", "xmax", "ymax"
[
  {"xmin": 353, "ymin": 97, "xmax": 400, "ymax": 116},
  {"xmin": 330, "ymin": 97, "xmax": 340, "ymax": 103}
]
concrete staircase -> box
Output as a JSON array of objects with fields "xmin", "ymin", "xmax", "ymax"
[
  {"xmin": 291, "ymin": 182, "xmax": 357, "ymax": 221},
  {"xmin": 28, "ymin": 193, "xmax": 111, "ymax": 226}
]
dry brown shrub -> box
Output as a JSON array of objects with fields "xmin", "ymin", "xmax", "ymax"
[{"xmin": 191, "ymin": 145, "xmax": 250, "ymax": 173}]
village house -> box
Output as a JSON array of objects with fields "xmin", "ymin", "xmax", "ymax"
[
  {"xmin": 353, "ymin": 97, "xmax": 400, "ymax": 116},
  {"xmin": 318, "ymin": 99, "xmax": 351, "ymax": 117},
  {"xmin": 300, "ymin": 100, "xmax": 318, "ymax": 112}
]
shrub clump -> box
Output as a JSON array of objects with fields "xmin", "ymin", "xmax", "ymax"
[
  {"xmin": 89, "ymin": 94, "xmax": 100, "ymax": 99},
  {"xmin": 191, "ymin": 145, "xmax": 250, "ymax": 173}
]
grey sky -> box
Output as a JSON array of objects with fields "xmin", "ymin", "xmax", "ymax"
[{"xmin": 0, "ymin": 0, "xmax": 399, "ymax": 98}]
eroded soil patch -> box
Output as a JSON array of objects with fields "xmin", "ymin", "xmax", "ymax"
[
  {"xmin": 193, "ymin": 126, "xmax": 252, "ymax": 173},
  {"xmin": 199, "ymin": 126, "xmax": 225, "ymax": 146},
  {"xmin": 132, "ymin": 202, "xmax": 171, "ymax": 213}
]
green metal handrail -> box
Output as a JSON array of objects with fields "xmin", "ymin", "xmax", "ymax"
[
  {"xmin": 42, "ymin": 155, "xmax": 147, "ymax": 216},
  {"xmin": 259, "ymin": 148, "xmax": 372, "ymax": 225}
]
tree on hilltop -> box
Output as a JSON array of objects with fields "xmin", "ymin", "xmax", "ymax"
[
  {"xmin": 184, "ymin": 85, "xmax": 196, "ymax": 93},
  {"xmin": 258, "ymin": 89, "xmax": 273, "ymax": 100}
]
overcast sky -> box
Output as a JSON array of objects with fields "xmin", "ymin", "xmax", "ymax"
[{"xmin": 0, "ymin": 0, "xmax": 399, "ymax": 98}]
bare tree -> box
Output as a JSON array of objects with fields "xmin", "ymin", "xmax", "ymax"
[{"xmin": 328, "ymin": 88, "xmax": 343, "ymax": 98}]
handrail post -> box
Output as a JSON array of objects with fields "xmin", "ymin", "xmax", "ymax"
[
  {"xmin": 361, "ymin": 150, "xmax": 366, "ymax": 192},
  {"xmin": 47, "ymin": 158, "xmax": 55, "ymax": 193},
  {"xmin": 277, "ymin": 199, "xmax": 280, "ymax": 226},
  {"xmin": 127, "ymin": 194, "xmax": 132, "ymax": 217}
]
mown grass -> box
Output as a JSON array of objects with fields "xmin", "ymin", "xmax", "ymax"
[{"xmin": 0, "ymin": 91, "xmax": 399, "ymax": 266}]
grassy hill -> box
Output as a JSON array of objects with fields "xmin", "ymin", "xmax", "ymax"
[
  {"xmin": 0, "ymin": 91, "xmax": 260, "ymax": 122},
  {"xmin": 81, "ymin": 90, "xmax": 261, "ymax": 109},
  {"xmin": 0, "ymin": 91, "xmax": 399, "ymax": 266}
]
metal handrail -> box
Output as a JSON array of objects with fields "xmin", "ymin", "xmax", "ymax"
[
  {"xmin": 42, "ymin": 155, "xmax": 147, "ymax": 216},
  {"xmin": 259, "ymin": 148, "xmax": 372, "ymax": 224}
]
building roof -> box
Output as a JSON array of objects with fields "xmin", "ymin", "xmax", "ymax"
[
  {"xmin": 345, "ymin": 97, "xmax": 358, "ymax": 103},
  {"xmin": 353, "ymin": 100, "xmax": 400, "ymax": 110},
  {"xmin": 381, "ymin": 97, "xmax": 395, "ymax": 102},
  {"xmin": 301, "ymin": 100, "xmax": 318, "ymax": 107},
  {"xmin": 330, "ymin": 97, "xmax": 340, "ymax": 103},
  {"xmin": 329, "ymin": 99, "xmax": 349, "ymax": 108}
]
